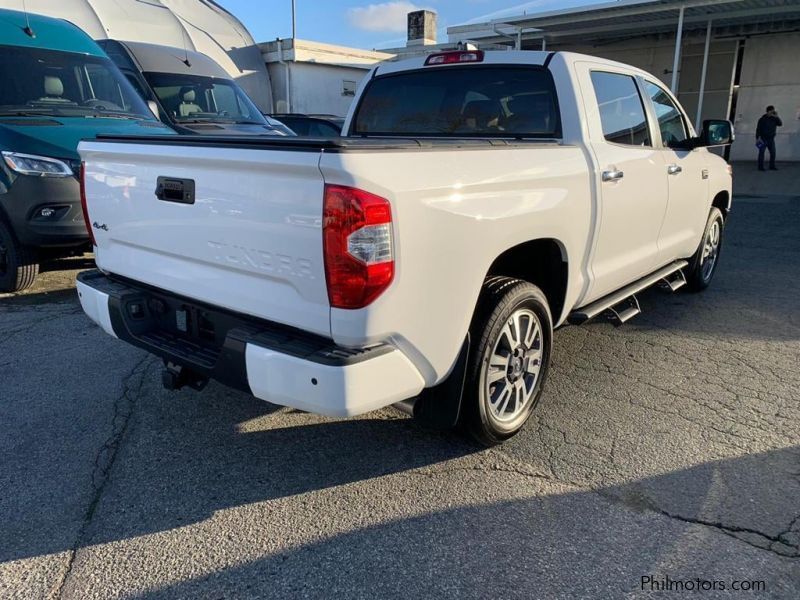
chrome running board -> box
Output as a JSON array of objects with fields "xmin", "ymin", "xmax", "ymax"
[{"xmin": 568, "ymin": 260, "xmax": 689, "ymax": 325}]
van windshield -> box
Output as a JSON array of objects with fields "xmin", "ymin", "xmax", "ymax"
[
  {"xmin": 0, "ymin": 45, "xmax": 154, "ymax": 119},
  {"xmin": 144, "ymin": 72, "xmax": 267, "ymax": 125}
]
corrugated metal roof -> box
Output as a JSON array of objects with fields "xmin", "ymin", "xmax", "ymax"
[{"xmin": 449, "ymin": 0, "xmax": 800, "ymax": 44}]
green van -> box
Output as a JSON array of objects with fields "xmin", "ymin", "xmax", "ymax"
[{"xmin": 0, "ymin": 9, "xmax": 173, "ymax": 292}]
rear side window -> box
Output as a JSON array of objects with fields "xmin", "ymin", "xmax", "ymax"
[
  {"xmin": 590, "ymin": 71, "xmax": 651, "ymax": 147},
  {"xmin": 353, "ymin": 66, "xmax": 560, "ymax": 138}
]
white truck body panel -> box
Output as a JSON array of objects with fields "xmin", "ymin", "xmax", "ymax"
[
  {"xmin": 77, "ymin": 50, "xmax": 732, "ymax": 417},
  {"xmin": 80, "ymin": 142, "xmax": 331, "ymax": 337},
  {"xmin": 321, "ymin": 146, "xmax": 591, "ymax": 384}
]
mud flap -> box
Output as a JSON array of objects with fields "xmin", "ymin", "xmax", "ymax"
[{"xmin": 412, "ymin": 334, "xmax": 470, "ymax": 429}]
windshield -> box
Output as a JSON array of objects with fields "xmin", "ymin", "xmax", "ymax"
[
  {"xmin": 353, "ymin": 66, "xmax": 560, "ymax": 138},
  {"xmin": 144, "ymin": 72, "xmax": 267, "ymax": 125},
  {"xmin": 0, "ymin": 45, "xmax": 155, "ymax": 119}
]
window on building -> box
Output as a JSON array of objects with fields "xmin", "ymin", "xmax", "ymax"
[
  {"xmin": 590, "ymin": 71, "xmax": 651, "ymax": 146},
  {"xmin": 342, "ymin": 80, "xmax": 357, "ymax": 97},
  {"xmin": 643, "ymin": 80, "xmax": 688, "ymax": 148}
]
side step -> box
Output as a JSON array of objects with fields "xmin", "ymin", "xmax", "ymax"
[
  {"xmin": 660, "ymin": 269, "xmax": 687, "ymax": 292},
  {"xmin": 568, "ymin": 260, "xmax": 688, "ymax": 325},
  {"xmin": 608, "ymin": 295, "xmax": 641, "ymax": 326}
]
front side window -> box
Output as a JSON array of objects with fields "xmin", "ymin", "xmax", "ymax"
[
  {"xmin": 644, "ymin": 81, "xmax": 688, "ymax": 147},
  {"xmin": 144, "ymin": 72, "xmax": 265, "ymax": 125},
  {"xmin": 0, "ymin": 45, "xmax": 153, "ymax": 119},
  {"xmin": 353, "ymin": 66, "xmax": 560, "ymax": 138},
  {"xmin": 590, "ymin": 71, "xmax": 651, "ymax": 147}
]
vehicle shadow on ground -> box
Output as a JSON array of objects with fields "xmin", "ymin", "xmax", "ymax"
[
  {"xmin": 39, "ymin": 255, "xmax": 94, "ymax": 273},
  {"xmin": 4, "ymin": 353, "xmax": 799, "ymax": 572},
  {"xmin": 115, "ymin": 445, "xmax": 798, "ymax": 599},
  {"xmin": 0, "ymin": 286, "xmax": 77, "ymax": 306},
  {"xmin": 0, "ymin": 379, "xmax": 478, "ymax": 564}
]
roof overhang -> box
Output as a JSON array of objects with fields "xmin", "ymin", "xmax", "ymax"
[{"xmin": 448, "ymin": 0, "xmax": 800, "ymax": 46}]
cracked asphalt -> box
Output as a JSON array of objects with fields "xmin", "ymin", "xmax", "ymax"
[{"xmin": 1, "ymin": 194, "xmax": 798, "ymax": 599}]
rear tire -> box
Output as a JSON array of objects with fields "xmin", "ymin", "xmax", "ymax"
[
  {"xmin": 685, "ymin": 207, "xmax": 724, "ymax": 292},
  {"xmin": 0, "ymin": 220, "xmax": 39, "ymax": 292},
  {"xmin": 460, "ymin": 277, "xmax": 553, "ymax": 446}
]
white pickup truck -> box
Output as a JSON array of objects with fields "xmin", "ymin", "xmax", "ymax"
[{"xmin": 77, "ymin": 50, "xmax": 733, "ymax": 445}]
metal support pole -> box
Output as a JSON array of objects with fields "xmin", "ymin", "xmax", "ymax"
[
  {"xmin": 291, "ymin": 0, "xmax": 296, "ymax": 40},
  {"xmin": 541, "ymin": 37, "xmax": 546, "ymax": 51},
  {"xmin": 516, "ymin": 28, "xmax": 522, "ymax": 50},
  {"xmin": 695, "ymin": 20, "xmax": 713, "ymax": 131},
  {"xmin": 670, "ymin": 6, "xmax": 685, "ymax": 93}
]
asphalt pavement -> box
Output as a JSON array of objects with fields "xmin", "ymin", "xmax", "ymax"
[{"xmin": 0, "ymin": 194, "xmax": 798, "ymax": 599}]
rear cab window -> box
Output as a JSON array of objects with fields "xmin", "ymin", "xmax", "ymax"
[
  {"xmin": 590, "ymin": 71, "xmax": 651, "ymax": 147},
  {"xmin": 352, "ymin": 66, "xmax": 561, "ymax": 138}
]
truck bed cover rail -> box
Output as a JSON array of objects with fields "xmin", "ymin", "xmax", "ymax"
[{"xmin": 88, "ymin": 134, "xmax": 563, "ymax": 152}]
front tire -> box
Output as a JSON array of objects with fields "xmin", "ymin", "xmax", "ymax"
[
  {"xmin": 461, "ymin": 277, "xmax": 553, "ymax": 446},
  {"xmin": 0, "ymin": 220, "xmax": 39, "ymax": 293},
  {"xmin": 685, "ymin": 207, "xmax": 724, "ymax": 292}
]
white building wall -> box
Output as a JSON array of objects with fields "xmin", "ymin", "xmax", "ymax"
[
  {"xmin": 729, "ymin": 33, "xmax": 800, "ymax": 162},
  {"xmin": 548, "ymin": 35, "xmax": 737, "ymax": 130},
  {"xmin": 262, "ymin": 39, "xmax": 392, "ymax": 117},
  {"xmin": 267, "ymin": 62, "xmax": 370, "ymax": 117}
]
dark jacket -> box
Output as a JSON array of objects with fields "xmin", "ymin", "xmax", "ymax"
[{"xmin": 756, "ymin": 114, "xmax": 782, "ymax": 139}]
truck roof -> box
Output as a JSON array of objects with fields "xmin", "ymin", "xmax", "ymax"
[
  {"xmin": 111, "ymin": 39, "xmax": 232, "ymax": 79},
  {"xmin": 0, "ymin": 8, "xmax": 104, "ymax": 56}
]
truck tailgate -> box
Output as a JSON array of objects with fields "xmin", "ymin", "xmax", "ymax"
[{"xmin": 78, "ymin": 140, "xmax": 330, "ymax": 337}]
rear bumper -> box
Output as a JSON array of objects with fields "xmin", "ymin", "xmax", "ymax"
[{"xmin": 76, "ymin": 270, "xmax": 424, "ymax": 416}]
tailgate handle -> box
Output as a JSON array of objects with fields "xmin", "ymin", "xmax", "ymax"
[{"xmin": 155, "ymin": 177, "xmax": 195, "ymax": 205}]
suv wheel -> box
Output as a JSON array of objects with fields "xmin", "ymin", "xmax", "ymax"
[
  {"xmin": 461, "ymin": 277, "xmax": 553, "ymax": 446},
  {"xmin": 0, "ymin": 220, "xmax": 39, "ymax": 292}
]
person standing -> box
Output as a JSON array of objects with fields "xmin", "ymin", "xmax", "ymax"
[{"xmin": 756, "ymin": 105, "xmax": 783, "ymax": 171}]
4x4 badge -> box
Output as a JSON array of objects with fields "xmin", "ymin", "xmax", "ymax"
[{"xmin": 92, "ymin": 222, "xmax": 109, "ymax": 231}]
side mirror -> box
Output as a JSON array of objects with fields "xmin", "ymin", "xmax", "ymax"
[
  {"xmin": 147, "ymin": 100, "xmax": 160, "ymax": 119},
  {"xmin": 698, "ymin": 119, "xmax": 734, "ymax": 147}
]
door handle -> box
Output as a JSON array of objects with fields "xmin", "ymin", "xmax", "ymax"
[
  {"xmin": 667, "ymin": 164, "xmax": 682, "ymax": 175},
  {"xmin": 155, "ymin": 176, "xmax": 195, "ymax": 204},
  {"xmin": 602, "ymin": 169, "xmax": 624, "ymax": 182}
]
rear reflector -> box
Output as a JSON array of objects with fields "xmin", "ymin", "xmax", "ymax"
[
  {"xmin": 323, "ymin": 184, "xmax": 394, "ymax": 309},
  {"xmin": 79, "ymin": 161, "xmax": 95, "ymax": 246},
  {"xmin": 425, "ymin": 50, "xmax": 484, "ymax": 66}
]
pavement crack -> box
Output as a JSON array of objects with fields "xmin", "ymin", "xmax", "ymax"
[
  {"xmin": 50, "ymin": 354, "xmax": 153, "ymax": 599},
  {"xmin": 604, "ymin": 491, "xmax": 800, "ymax": 560},
  {"xmin": 408, "ymin": 450, "xmax": 560, "ymax": 485}
]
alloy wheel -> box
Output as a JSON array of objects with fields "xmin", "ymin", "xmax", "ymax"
[{"xmin": 485, "ymin": 308, "xmax": 544, "ymax": 423}]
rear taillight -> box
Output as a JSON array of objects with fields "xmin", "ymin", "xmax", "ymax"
[
  {"xmin": 79, "ymin": 161, "xmax": 95, "ymax": 246},
  {"xmin": 425, "ymin": 50, "xmax": 484, "ymax": 66},
  {"xmin": 323, "ymin": 184, "xmax": 394, "ymax": 309}
]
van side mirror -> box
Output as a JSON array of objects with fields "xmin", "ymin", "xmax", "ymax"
[{"xmin": 698, "ymin": 119, "xmax": 734, "ymax": 147}]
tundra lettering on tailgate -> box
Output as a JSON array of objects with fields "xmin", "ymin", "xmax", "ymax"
[{"xmin": 208, "ymin": 241, "xmax": 314, "ymax": 279}]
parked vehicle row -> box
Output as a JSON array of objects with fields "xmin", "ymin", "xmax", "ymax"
[
  {"xmin": 0, "ymin": 9, "xmax": 174, "ymax": 292},
  {"xmin": 0, "ymin": 7, "xmax": 356, "ymax": 292},
  {"xmin": 97, "ymin": 40, "xmax": 294, "ymax": 137},
  {"xmin": 77, "ymin": 49, "xmax": 734, "ymax": 444}
]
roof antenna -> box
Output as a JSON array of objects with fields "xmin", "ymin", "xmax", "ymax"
[
  {"xmin": 179, "ymin": 24, "xmax": 191, "ymax": 67},
  {"xmin": 21, "ymin": 0, "xmax": 35, "ymax": 38}
]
